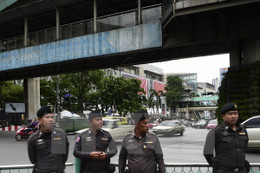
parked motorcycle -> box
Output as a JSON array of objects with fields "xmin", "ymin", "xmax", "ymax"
[{"xmin": 15, "ymin": 126, "xmax": 38, "ymax": 141}]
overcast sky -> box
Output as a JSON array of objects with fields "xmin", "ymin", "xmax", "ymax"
[{"xmin": 149, "ymin": 53, "xmax": 230, "ymax": 83}]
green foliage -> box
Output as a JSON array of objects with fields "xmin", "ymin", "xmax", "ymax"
[
  {"xmin": 38, "ymin": 71, "xmax": 145, "ymax": 115},
  {"xmin": 216, "ymin": 73, "xmax": 229, "ymax": 123},
  {"xmin": 165, "ymin": 75, "xmax": 184, "ymax": 108},
  {"xmin": 217, "ymin": 62, "xmax": 260, "ymax": 123},
  {"xmin": 59, "ymin": 70, "xmax": 105, "ymax": 112},
  {"xmin": 40, "ymin": 78, "xmax": 56, "ymax": 106},
  {"xmin": 189, "ymin": 92, "xmax": 199, "ymax": 97},
  {"xmin": 0, "ymin": 81, "xmax": 24, "ymax": 107},
  {"xmin": 98, "ymin": 76, "xmax": 146, "ymax": 116}
]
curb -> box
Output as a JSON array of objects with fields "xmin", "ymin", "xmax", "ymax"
[{"xmin": 0, "ymin": 125, "xmax": 20, "ymax": 131}]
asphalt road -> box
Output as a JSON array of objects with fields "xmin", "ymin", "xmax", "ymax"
[{"xmin": 0, "ymin": 127, "xmax": 259, "ymax": 172}]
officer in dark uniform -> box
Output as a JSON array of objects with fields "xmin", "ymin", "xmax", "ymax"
[
  {"xmin": 119, "ymin": 110, "xmax": 165, "ymax": 173},
  {"xmin": 203, "ymin": 103, "xmax": 249, "ymax": 173},
  {"xmin": 27, "ymin": 106, "xmax": 69, "ymax": 173},
  {"xmin": 73, "ymin": 110, "xmax": 118, "ymax": 173}
]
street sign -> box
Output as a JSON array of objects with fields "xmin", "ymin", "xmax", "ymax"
[{"xmin": 5, "ymin": 103, "xmax": 25, "ymax": 113}]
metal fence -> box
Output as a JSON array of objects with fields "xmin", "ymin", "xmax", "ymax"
[
  {"xmin": 0, "ymin": 5, "xmax": 161, "ymax": 53},
  {"xmin": 1, "ymin": 163, "xmax": 260, "ymax": 173},
  {"xmin": 0, "ymin": 163, "xmax": 73, "ymax": 173}
]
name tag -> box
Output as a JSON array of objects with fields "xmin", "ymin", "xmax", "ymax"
[
  {"xmin": 86, "ymin": 137, "xmax": 92, "ymax": 141},
  {"xmin": 239, "ymin": 132, "xmax": 246, "ymax": 135},
  {"xmin": 37, "ymin": 139, "xmax": 44, "ymax": 145},
  {"xmin": 102, "ymin": 138, "xmax": 108, "ymax": 141},
  {"xmin": 145, "ymin": 141, "xmax": 153, "ymax": 144},
  {"xmin": 53, "ymin": 137, "xmax": 61, "ymax": 140}
]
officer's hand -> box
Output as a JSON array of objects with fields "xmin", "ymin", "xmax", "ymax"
[
  {"xmin": 99, "ymin": 152, "xmax": 107, "ymax": 160},
  {"xmin": 90, "ymin": 151, "xmax": 101, "ymax": 160}
]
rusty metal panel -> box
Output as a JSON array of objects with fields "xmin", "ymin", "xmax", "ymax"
[{"xmin": 0, "ymin": 21, "xmax": 162, "ymax": 72}]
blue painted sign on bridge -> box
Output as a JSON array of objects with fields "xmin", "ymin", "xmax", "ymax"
[{"xmin": 0, "ymin": 21, "xmax": 162, "ymax": 72}]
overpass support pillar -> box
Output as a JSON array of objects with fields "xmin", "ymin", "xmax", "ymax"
[
  {"xmin": 230, "ymin": 37, "xmax": 260, "ymax": 67},
  {"xmin": 25, "ymin": 78, "xmax": 40, "ymax": 119}
]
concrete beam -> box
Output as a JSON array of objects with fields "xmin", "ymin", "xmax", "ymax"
[{"xmin": 188, "ymin": 107, "xmax": 217, "ymax": 111}]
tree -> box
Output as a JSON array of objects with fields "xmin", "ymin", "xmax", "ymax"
[
  {"xmin": 40, "ymin": 78, "xmax": 56, "ymax": 106},
  {"xmin": 189, "ymin": 92, "xmax": 199, "ymax": 97},
  {"xmin": 0, "ymin": 81, "xmax": 24, "ymax": 108},
  {"xmin": 99, "ymin": 76, "xmax": 146, "ymax": 116},
  {"xmin": 165, "ymin": 75, "xmax": 184, "ymax": 109},
  {"xmin": 59, "ymin": 70, "xmax": 105, "ymax": 113},
  {"xmin": 37, "ymin": 71, "xmax": 146, "ymax": 115}
]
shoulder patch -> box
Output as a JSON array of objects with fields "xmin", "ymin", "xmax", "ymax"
[{"xmin": 76, "ymin": 136, "xmax": 81, "ymax": 143}]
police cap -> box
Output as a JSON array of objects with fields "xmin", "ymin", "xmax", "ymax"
[
  {"xmin": 220, "ymin": 102, "xmax": 238, "ymax": 114},
  {"xmin": 133, "ymin": 110, "xmax": 149, "ymax": 123},
  {"xmin": 37, "ymin": 106, "xmax": 54, "ymax": 117},
  {"xmin": 88, "ymin": 110, "xmax": 102, "ymax": 121}
]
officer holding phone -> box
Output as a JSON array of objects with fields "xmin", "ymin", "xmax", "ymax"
[{"xmin": 74, "ymin": 110, "xmax": 118, "ymax": 173}]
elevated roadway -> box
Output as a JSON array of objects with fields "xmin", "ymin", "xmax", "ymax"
[
  {"xmin": 1, "ymin": 0, "xmax": 260, "ymax": 118},
  {"xmin": 1, "ymin": 0, "xmax": 260, "ymax": 80}
]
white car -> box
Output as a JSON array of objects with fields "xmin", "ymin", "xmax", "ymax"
[
  {"xmin": 241, "ymin": 115, "xmax": 260, "ymax": 148},
  {"xmin": 152, "ymin": 120, "xmax": 185, "ymax": 136},
  {"xmin": 76, "ymin": 118, "xmax": 134, "ymax": 141}
]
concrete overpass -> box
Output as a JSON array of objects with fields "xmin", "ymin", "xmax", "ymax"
[
  {"xmin": 1, "ymin": 0, "xmax": 260, "ymax": 80},
  {"xmin": 1, "ymin": 0, "xmax": 260, "ymax": 118}
]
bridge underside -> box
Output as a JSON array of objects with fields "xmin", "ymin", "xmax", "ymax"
[
  {"xmin": 1, "ymin": 1, "xmax": 260, "ymax": 81},
  {"xmin": 0, "ymin": 40, "xmax": 229, "ymax": 81}
]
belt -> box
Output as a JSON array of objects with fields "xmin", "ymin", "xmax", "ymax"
[
  {"xmin": 219, "ymin": 166, "xmax": 244, "ymax": 172},
  {"xmin": 86, "ymin": 166, "xmax": 107, "ymax": 172},
  {"xmin": 48, "ymin": 170, "xmax": 64, "ymax": 173},
  {"xmin": 37, "ymin": 170, "xmax": 64, "ymax": 173}
]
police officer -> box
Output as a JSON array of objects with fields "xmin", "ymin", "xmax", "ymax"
[
  {"xmin": 203, "ymin": 103, "xmax": 249, "ymax": 173},
  {"xmin": 27, "ymin": 106, "xmax": 69, "ymax": 173},
  {"xmin": 73, "ymin": 110, "xmax": 118, "ymax": 173},
  {"xmin": 119, "ymin": 110, "xmax": 165, "ymax": 173}
]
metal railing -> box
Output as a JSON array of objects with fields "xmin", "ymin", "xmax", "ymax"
[
  {"xmin": 0, "ymin": 163, "xmax": 73, "ymax": 173},
  {"xmin": 1, "ymin": 163, "xmax": 260, "ymax": 173},
  {"xmin": 0, "ymin": 5, "xmax": 161, "ymax": 53}
]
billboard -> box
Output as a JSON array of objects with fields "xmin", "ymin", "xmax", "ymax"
[{"xmin": 5, "ymin": 103, "xmax": 25, "ymax": 113}]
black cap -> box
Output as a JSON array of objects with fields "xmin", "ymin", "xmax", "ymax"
[
  {"xmin": 37, "ymin": 106, "xmax": 54, "ymax": 117},
  {"xmin": 133, "ymin": 110, "xmax": 149, "ymax": 123},
  {"xmin": 220, "ymin": 103, "xmax": 238, "ymax": 114},
  {"xmin": 88, "ymin": 110, "xmax": 102, "ymax": 120}
]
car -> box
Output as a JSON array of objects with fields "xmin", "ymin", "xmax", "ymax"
[
  {"xmin": 183, "ymin": 120, "xmax": 194, "ymax": 127},
  {"xmin": 206, "ymin": 119, "xmax": 218, "ymax": 130},
  {"xmin": 58, "ymin": 117, "xmax": 90, "ymax": 132},
  {"xmin": 152, "ymin": 120, "xmax": 185, "ymax": 136},
  {"xmin": 241, "ymin": 115, "xmax": 260, "ymax": 148},
  {"xmin": 76, "ymin": 118, "xmax": 134, "ymax": 141},
  {"xmin": 103, "ymin": 116, "xmax": 128, "ymax": 125},
  {"xmin": 193, "ymin": 120, "xmax": 208, "ymax": 129}
]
